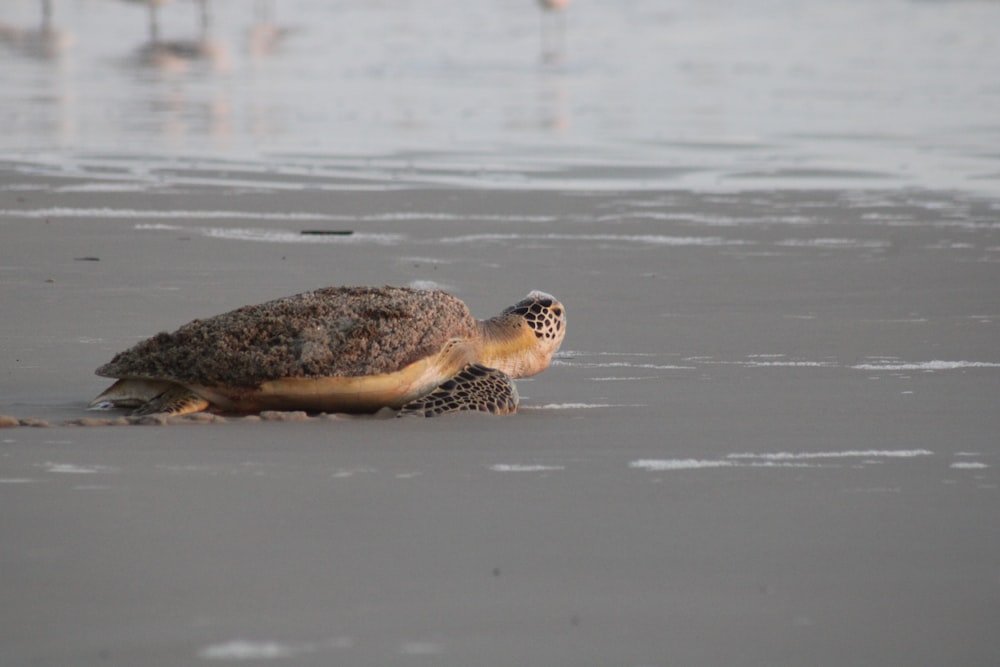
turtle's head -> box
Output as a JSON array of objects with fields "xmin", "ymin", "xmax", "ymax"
[{"xmin": 480, "ymin": 291, "xmax": 566, "ymax": 378}]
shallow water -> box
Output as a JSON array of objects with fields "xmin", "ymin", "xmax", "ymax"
[{"xmin": 2, "ymin": 0, "xmax": 1000, "ymax": 192}]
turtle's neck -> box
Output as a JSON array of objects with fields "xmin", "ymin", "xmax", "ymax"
[{"xmin": 476, "ymin": 314, "xmax": 544, "ymax": 378}]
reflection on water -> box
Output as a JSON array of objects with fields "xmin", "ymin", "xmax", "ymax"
[
  {"xmin": 120, "ymin": 0, "xmax": 227, "ymax": 72},
  {"xmin": 0, "ymin": 0, "xmax": 72, "ymax": 60},
  {"xmin": 247, "ymin": 0, "xmax": 289, "ymax": 60},
  {"xmin": 1, "ymin": 0, "xmax": 999, "ymax": 194},
  {"xmin": 119, "ymin": 0, "xmax": 197, "ymax": 43},
  {"xmin": 537, "ymin": 0, "xmax": 569, "ymax": 63}
]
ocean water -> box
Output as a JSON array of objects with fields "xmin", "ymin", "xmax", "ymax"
[{"xmin": 1, "ymin": 0, "xmax": 999, "ymax": 193}]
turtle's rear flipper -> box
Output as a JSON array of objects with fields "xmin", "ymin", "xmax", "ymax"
[
  {"xmin": 132, "ymin": 386, "xmax": 211, "ymax": 417},
  {"xmin": 399, "ymin": 364, "xmax": 519, "ymax": 417},
  {"xmin": 90, "ymin": 379, "xmax": 175, "ymax": 410}
]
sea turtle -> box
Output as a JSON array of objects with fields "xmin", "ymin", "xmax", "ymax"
[{"xmin": 89, "ymin": 286, "xmax": 566, "ymax": 417}]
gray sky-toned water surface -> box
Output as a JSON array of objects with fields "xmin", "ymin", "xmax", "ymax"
[{"xmin": 2, "ymin": 0, "xmax": 999, "ymax": 192}]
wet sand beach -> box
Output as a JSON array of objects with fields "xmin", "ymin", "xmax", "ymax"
[
  {"xmin": 3, "ymin": 162, "xmax": 999, "ymax": 666},
  {"xmin": 3, "ymin": 0, "xmax": 1000, "ymax": 665}
]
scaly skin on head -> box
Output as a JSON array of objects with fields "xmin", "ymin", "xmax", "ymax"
[{"xmin": 477, "ymin": 291, "xmax": 566, "ymax": 378}]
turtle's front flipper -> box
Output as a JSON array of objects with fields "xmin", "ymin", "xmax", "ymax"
[
  {"xmin": 132, "ymin": 385, "xmax": 211, "ymax": 417},
  {"xmin": 399, "ymin": 364, "xmax": 519, "ymax": 417}
]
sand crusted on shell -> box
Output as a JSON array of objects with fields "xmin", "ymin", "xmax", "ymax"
[{"xmin": 96, "ymin": 286, "xmax": 478, "ymax": 388}]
